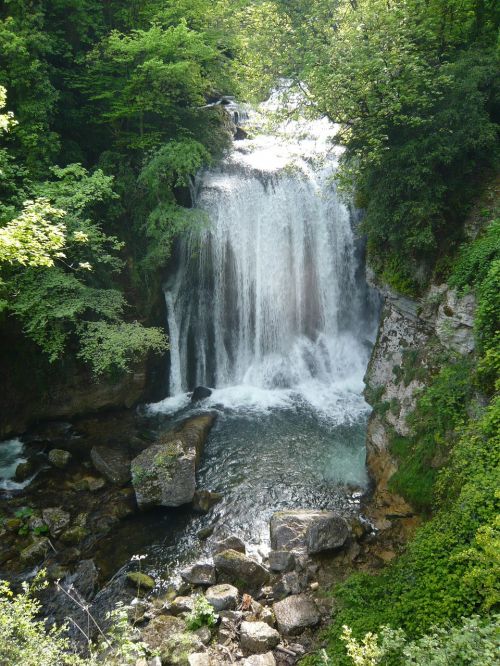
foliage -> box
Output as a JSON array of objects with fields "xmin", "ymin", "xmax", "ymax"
[
  {"xmin": 77, "ymin": 321, "xmax": 167, "ymax": 376},
  {"xmin": 339, "ymin": 614, "xmax": 500, "ymax": 666},
  {"xmin": 185, "ymin": 594, "xmax": 219, "ymax": 630}
]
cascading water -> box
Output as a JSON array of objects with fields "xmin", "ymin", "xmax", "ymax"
[{"xmin": 154, "ymin": 100, "xmax": 377, "ymax": 418}]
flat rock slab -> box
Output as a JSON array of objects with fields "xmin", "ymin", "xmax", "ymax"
[
  {"xmin": 273, "ymin": 594, "xmax": 320, "ymax": 635},
  {"xmin": 270, "ymin": 510, "xmax": 349, "ymax": 554},
  {"xmin": 240, "ymin": 621, "xmax": 280, "ymax": 654},
  {"xmin": 205, "ymin": 583, "xmax": 239, "ymax": 611},
  {"xmin": 90, "ymin": 446, "xmax": 130, "ymax": 486}
]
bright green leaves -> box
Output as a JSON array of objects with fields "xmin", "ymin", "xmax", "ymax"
[
  {"xmin": 0, "ymin": 198, "xmax": 66, "ymax": 268},
  {"xmin": 138, "ymin": 139, "xmax": 209, "ymax": 191},
  {"xmin": 77, "ymin": 321, "xmax": 167, "ymax": 376}
]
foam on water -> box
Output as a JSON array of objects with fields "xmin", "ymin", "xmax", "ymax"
[{"xmin": 0, "ymin": 438, "xmax": 33, "ymax": 491}]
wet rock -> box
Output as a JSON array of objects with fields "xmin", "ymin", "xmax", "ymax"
[
  {"xmin": 90, "ymin": 446, "xmax": 131, "ymax": 486},
  {"xmin": 192, "ymin": 490, "xmax": 223, "ymax": 513},
  {"xmin": 270, "ymin": 510, "xmax": 349, "ymax": 554},
  {"xmin": 211, "ymin": 533, "xmax": 246, "ymax": 555},
  {"xmin": 240, "ymin": 621, "xmax": 280, "ymax": 654},
  {"xmin": 273, "ymin": 594, "xmax": 320, "ymax": 635},
  {"xmin": 15, "ymin": 459, "xmax": 35, "ymax": 482},
  {"xmin": 191, "ymin": 386, "xmax": 212, "ymax": 402},
  {"xmin": 181, "ymin": 562, "xmax": 216, "ymax": 586},
  {"xmin": 88, "ymin": 476, "xmax": 106, "ymax": 492},
  {"xmin": 126, "ymin": 571, "xmax": 155, "ymax": 592},
  {"xmin": 68, "ymin": 559, "xmax": 98, "ymax": 599},
  {"xmin": 242, "ymin": 654, "xmax": 276, "ymax": 666},
  {"xmin": 214, "ymin": 549, "xmax": 270, "ymax": 593},
  {"xmin": 20, "ymin": 537, "xmax": 50, "ymax": 564},
  {"xmin": 42, "ymin": 507, "xmax": 70, "ymax": 538},
  {"xmin": 141, "ymin": 614, "xmax": 203, "ymax": 664},
  {"xmin": 268, "ymin": 550, "xmax": 295, "ymax": 572},
  {"xmin": 131, "ymin": 414, "xmax": 215, "ymax": 509},
  {"xmin": 48, "ymin": 449, "xmax": 71, "ymax": 469},
  {"xmin": 205, "ymin": 583, "xmax": 239, "ymax": 611},
  {"xmin": 5, "ymin": 518, "xmax": 22, "ymax": 532}
]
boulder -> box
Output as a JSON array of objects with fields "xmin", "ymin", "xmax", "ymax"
[
  {"xmin": 169, "ymin": 596, "xmax": 196, "ymax": 616},
  {"xmin": 132, "ymin": 414, "xmax": 215, "ymax": 509},
  {"xmin": 188, "ymin": 655, "xmax": 211, "ymax": 666},
  {"xmin": 90, "ymin": 446, "xmax": 131, "ymax": 486},
  {"xmin": 242, "ymin": 654, "xmax": 276, "ymax": 666},
  {"xmin": 210, "ymin": 533, "xmax": 246, "ymax": 555},
  {"xmin": 214, "ymin": 549, "xmax": 270, "ymax": 593},
  {"xmin": 126, "ymin": 572, "xmax": 155, "ymax": 592},
  {"xmin": 205, "ymin": 583, "xmax": 239, "ymax": 611},
  {"xmin": 273, "ymin": 594, "xmax": 320, "ymax": 635},
  {"xmin": 272, "ymin": 571, "xmax": 303, "ymax": 600},
  {"xmin": 268, "ymin": 550, "xmax": 295, "ymax": 572},
  {"xmin": 48, "ymin": 449, "xmax": 71, "ymax": 469},
  {"xmin": 240, "ymin": 621, "xmax": 280, "ymax": 654},
  {"xmin": 192, "ymin": 490, "xmax": 223, "ymax": 513},
  {"xmin": 20, "ymin": 537, "xmax": 50, "ymax": 564},
  {"xmin": 141, "ymin": 615, "xmax": 203, "ymax": 663},
  {"xmin": 15, "ymin": 459, "xmax": 35, "ymax": 482},
  {"xmin": 270, "ymin": 510, "xmax": 349, "ymax": 554},
  {"xmin": 181, "ymin": 563, "xmax": 216, "ymax": 587},
  {"xmin": 42, "ymin": 507, "xmax": 70, "ymax": 538},
  {"xmin": 191, "ymin": 386, "xmax": 212, "ymax": 402}
]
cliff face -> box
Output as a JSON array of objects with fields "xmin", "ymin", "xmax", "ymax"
[{"xmin": 364, "ymin": 273, "xmax": 476, "ymax": 529}]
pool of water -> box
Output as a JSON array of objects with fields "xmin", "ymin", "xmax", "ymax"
[{"xmin": 96, "ymin": 390, "xmax": 370, "ymax": 585}]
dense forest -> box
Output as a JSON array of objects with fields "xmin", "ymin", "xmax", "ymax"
[{"xmin": 0, "ymin": 1, "xmax": 499, "ymax": 665}]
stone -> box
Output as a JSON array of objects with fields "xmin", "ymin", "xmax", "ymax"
[
  {"xmin": 194, "ymin": 626, "xmax": 212, "ymax": 645},
  {"xmin": 131, "ymin": 414, "xmax": 215, "ymax": 509},
  {"xmin": 242, "ymin": 654, "xmax": 276, "ymax": 666},
  {"xmin": 141, "ymin": 615, "xmax": 203, "ymax": 664},
  {"xmin": 15, "ymin": 459, "xmax": 35, "ymax": 482},
  {"xmin": 181, "ymin": 563, "xmax": 216, "ymax": 586},
  {"xmin": 60, "ymin": 525, "xmax": 88, "ymax": 545},
  {"xmin": 141, "ymin": 615, "xmax": 186, "ymax": 651},
  {"xmin": 188, "ymin": 655, "xmax": 211, "ymax": 666},
  {"xmin": 211, "ymin": 533, "xmax": 246, "ymax": 555},
  {"xmin": 192, "ymin": 490, "xmax": 223, "ymax": 513},
  {"xmin": 169, "ymin": 596, "xmax": 196, "ymax": 615},
  {"xmin": 69, "ymin": 559, "xmax": 98, "ymax": 599},
  {"xmin": 240, "ymin": 621, "xmax": 280, "ymax": 654},
  {"xmin": 127, "ymin": 571, "xmax": 155, "ymax": 592},
  {"xmin": 273, "ymin": 594, "xmax": 320, "ymax": 635},
  {"xmin": 214, "ymin": 549, "xmax": 270, "ymax": 593},
  {"xmin": 20, "ymin": 537, "xmax": 50, "ymax": 564},
  {"xmin": 260, "ymin": 607, "xmax": 275, "ymax": 627},
  {"xmin": 90, "ymin": 446, "xmax": 131, "ymax": 486},
  {"xmin": 205, "ymin": 583, "xmax": 239, "ymax": 611},
  {"xmin": 42, "ymin": 507, "xmax": 70, "ymax": 538},
  {"xmin": 87, "ymin": 476, "xmax": 106, "ymax": 492},
  {"xmin": 270, "ymin": 510, "xmax": 349, "ymax": 554},
  {"xmin": 191, "ymin": 386, "xmax": 212, "ymax": 402},
  {"xmin": 273, "ymin": 572, "xmax": 303, "ymax": 600},
  {"xmin": 128, "ymin": 598, "xmax": 150, "ymax": 623},
  {"xmin": 48, "ymin": 449, "xmax": 71, "ymax": 468},
  {"xmin": 268, "ymin": 550, "xmax": 295, "ymax": 572}
]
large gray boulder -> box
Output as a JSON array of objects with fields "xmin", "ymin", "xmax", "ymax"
[
  {"xmin": 90, "ymin": 446, "xmax": 131, "ymax": 486},
  {"xmin": 131, "ymin": 414, "xmax": 215, "ymax": 509},
  {"xmin": 214, "ymin": 549, "xmax": 270, "ymax": 593},
  {"xmin": 270, "ymin": 510, "xmax": 349, "ymax": 554},
  {"xmin": 240, "ymin": 621, "xmax": 280, "ymax": 654},
  {"xmin": 273, "ymin": 594, "xmax": 320, "ymax": 635}
]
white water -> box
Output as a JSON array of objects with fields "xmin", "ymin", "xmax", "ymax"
[
  {"xmin": 0, "ymin": 437, "xmax": 33, "ymax": 491},
  {"xmin": 151, "ymin": 101, "xmax": 377, "ymax": 420}
]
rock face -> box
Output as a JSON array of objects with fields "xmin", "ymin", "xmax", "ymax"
[
  {"xmin": 268, "ymin": 550, "xmax": 295, "ymax": 572},
  {"xmin": 273, "ymin": 594, "xmax": 320, "ymax": 635},
  {"xmin": 436, "ymin": 288, "xmax": 475, "ymax": 354},
  {"xmin": 213, "ymin": 549, "xmax": 270, "ymax": 593},
  {"xmin": 270, "ymin": 510, "xmax": 349, "ymax": 554},
  {"xmin": 240, "ymin": 621, "xmax": 280, "ymax": 653},
  {"xmin": 131, "ymin": 414, "xmax": 215, "ymax": 509},
  {"xmin": 90, "ymin": 446, "xmax": 131, "ymax": 486},
  {"xmin": 205, "ymin": 583, "xmax": 239, "ymax": 611}
]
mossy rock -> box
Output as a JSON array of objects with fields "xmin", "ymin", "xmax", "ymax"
[
  {"xmin": 60, "ymin": 526, "xmax": 88, "ymax": 545},
  {"xmin": 126, "ymin": 571, "xmax": 155, "ymax": 591}
]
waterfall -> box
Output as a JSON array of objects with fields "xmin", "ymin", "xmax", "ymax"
[{"xmin": 160, "ymin": 106, "xmax": 377, "ymax": 416}]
